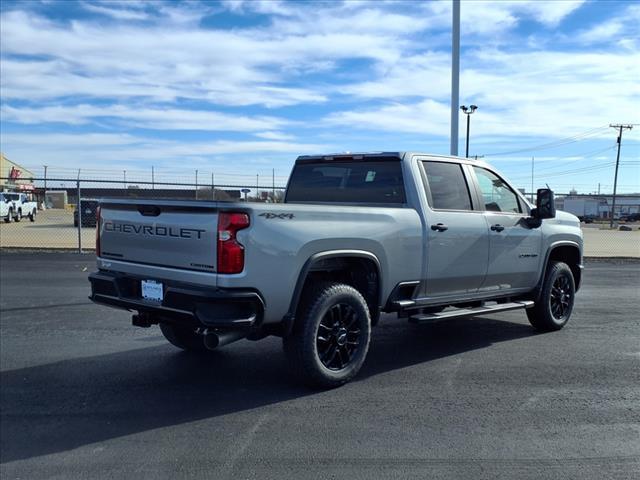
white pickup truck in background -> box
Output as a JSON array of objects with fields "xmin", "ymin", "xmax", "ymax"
[{"xmin": 1, "ymin": 192, "xmax": 38, "ymax": 222}]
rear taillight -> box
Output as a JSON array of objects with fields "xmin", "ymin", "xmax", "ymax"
[
  {"xmin": 95, "ymin": 206, "xmax": 101, "ymax": 256},
  {"xmin": 217, "ymin": 212, "xmax": 250, "ymax": 274}
]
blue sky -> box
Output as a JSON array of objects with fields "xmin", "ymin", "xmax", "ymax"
[{"xmin": 0, "ymin": 0, "xmax": 638, "ymax": 192}]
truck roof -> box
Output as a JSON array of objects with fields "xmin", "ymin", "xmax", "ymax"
[{"xmin": 295, "ymin": 152, "xmax": 478, "ymax": 164}]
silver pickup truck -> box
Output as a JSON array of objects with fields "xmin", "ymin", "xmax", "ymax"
[{"xmin": 89, "ymin": 152, "xmax": 583, "ymax": 387}]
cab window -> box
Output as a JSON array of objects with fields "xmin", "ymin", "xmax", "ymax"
[
  {"xmin": 422, "ymin": 161, "xmax": 472, "ymax": 211},
  {"xmin": 473, "ymin": 167, "xmax": 521, "ymax": 213}
]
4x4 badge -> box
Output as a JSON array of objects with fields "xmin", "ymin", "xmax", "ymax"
[{"xmin": 258, "ymin": 213, "xmax": 295, "ymax": 219}]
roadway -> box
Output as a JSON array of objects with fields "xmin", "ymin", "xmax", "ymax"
[{"xmin": 1, "ymin": 253, "xmax": 639, "ymax": 479}]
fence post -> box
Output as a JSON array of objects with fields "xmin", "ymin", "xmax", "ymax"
[{"xmin": 76, "ymin": 179, "xmax": 82, "ymax": 254}]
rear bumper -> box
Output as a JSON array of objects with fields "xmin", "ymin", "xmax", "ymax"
[{"xmin": 89, "ymin": 271, "xmax": 264, "ymax": 329}]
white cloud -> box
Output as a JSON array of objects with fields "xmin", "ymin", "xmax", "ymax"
[
  {"xmin": 0, "ymin": 104, "xmax": 290, "ymax": 132},
  {"xmin": 0, "ymin": 131, "xmax": 330, "ymax": 170},
  {"xmin": 330, "ymin": 46, "xmax": 640, "ymax": 138},
  {"xmin": 0, "ymin": 9, "xmax": 398, "ymax": 105},
  {"xmin": 573, "ymin": 4, "xmax": 639, "ymax": 46},
  {"xmin": 424, "ymin": 1, "xmax": 586, "ymax": 35},
  {"xmin": 324, "ymin": 99, "xmax": 451, "ymax": 136},
  {"xmin": 80, "ymin": 2, "xmax": 149, "ymax": 21},
  {"xmin": 254, "ymin": 131, "xmax": 296, "ymax": 141}
]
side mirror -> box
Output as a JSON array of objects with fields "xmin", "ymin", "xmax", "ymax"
[{"xmin": 534, "ymin": 188, "xmax": 556, "ymax": 219}]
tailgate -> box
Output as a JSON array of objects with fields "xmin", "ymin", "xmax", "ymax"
[{"xmin": 99, "ymin": 200, "xmax": 218, "ymax": 272}]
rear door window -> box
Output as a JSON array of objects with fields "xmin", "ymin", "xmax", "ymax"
[
  {"xmin": 422, "ymin": 161, "xmax": 472, "ymax": 210},
  {"xmin": 286, "ymin": 160, "xmax": 405, "ymax": 204}
]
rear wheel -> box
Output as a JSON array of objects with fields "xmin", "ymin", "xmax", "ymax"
[
  {"xmin": 160, "ymin": 323, "xmax": 207, "ymax": 351},
  {"xmin": 29, "ymin": 209, "xmax": 36, "ymax": 222},
  {"xmin": 14, "ymin": 210, "xmax": 21, "ymax": 222},
  {"xmin": 283, "ymin": 282, "xmax": 371, "ymax": 388},
  {"xmin": 527, "ymin": 261, "xmax": 575, "ymax": 332},
  {"xmin": 4, "ymin": 209, "xmax": 12, "ymax": 223}
]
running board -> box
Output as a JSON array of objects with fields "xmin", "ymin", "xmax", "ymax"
[{"xmin": 409, "ymin": 301, "xmax": 534, "ymax": 324}]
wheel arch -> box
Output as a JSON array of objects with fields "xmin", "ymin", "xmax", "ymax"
[
  {"xmin": 536, "ymin": 241, "xmax": 583, "ymax": 299},
  {"xmin": 282, "ymin": 250, "xmax": 382, "ymax": 336}
]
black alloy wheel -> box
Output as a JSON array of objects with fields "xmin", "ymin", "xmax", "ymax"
[
  {"xmin": 527, "ymin": 261, "xmax": 575, "ymax": 332},
  {"xmin": 316, "ymin": 303, "xmax": 362, "ymax": 371},
  {"xmin": 550, "ymin": 273, "xmax": 572, "ymax": 321}
]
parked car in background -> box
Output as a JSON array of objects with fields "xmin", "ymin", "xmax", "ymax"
[
  {"xmin": 74, "ymin": 199, "xmax": 99, "ymax": 227},
  {"xmin": 620, "ymin": 213, "xmax": 640, "ymax": 222},
  {"xmin": 2, "ymin": 192, "xmax": 37, "ymax": 222},
  {"xmin": 1, "ymin": 193, "xmax": 15, "ymax": 223},
  {"xmin": 578, "ymin": 215, "xmax": 596, "ymax": 224}
]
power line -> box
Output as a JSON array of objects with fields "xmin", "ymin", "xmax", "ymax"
[
  {"xmin": 508, "ymin": 161, "xmax": 616, "ymax": 180},
  {"xmin": 502, "ymin": 145, "xmax": 616, "ymax": 178},
  {"xmin": 482, "ymin": 126, "xmax": 610, "ymax": 156}
]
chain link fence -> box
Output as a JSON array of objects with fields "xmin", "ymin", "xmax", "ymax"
[
  {"xmin": 0, "ymin": 176, "xmax": 285, "ymax": 252},
  {"xmin": 1, "ymin": 176, "xmax": 638, "ymax": 257}
]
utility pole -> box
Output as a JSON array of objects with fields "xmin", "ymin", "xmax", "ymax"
[
  {"xmin": 531, "ymin": 156, "xmax": 535, "ymax": 203},
  {"xmin": 43, "ymin": 165, "xmax": 48, "ymax": 193},
  {"xmin": 450, "ymin": 0, "xmax": 460, "ymax": 156},
  {"xmin": 211, "ymin": 172, "xmax": 215, "ymax": 200},
  {"xmin": 195, "ymin": 169, "xmax": 198, "ymax": 200},
  {"xmin": 151, "ymin": 165, "xmax": 155, "ymax": 190},
  {"xmin": 609, "ymin": 124, "xmax": 633, "ymax": 227},
  {"xmin": 123, "ymin": 170, "xmax": 127, "ymax": 189}
]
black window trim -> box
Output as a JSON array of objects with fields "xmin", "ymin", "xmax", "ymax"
[
  {"xmin": 419, "ymin": 160, "xmax": 482, "ymax": 213},
  {"xmin": 468, "ymin": 165, "xmax": 530, "ymax": 216}
]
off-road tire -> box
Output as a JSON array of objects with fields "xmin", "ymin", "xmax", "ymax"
[
  {"xmin": 29, "ymin": 210, "xmax": 36, "ymax": 222},
  {"xmin": 283, "ymin": 282, "xmax": 371, "ymax": 389},
  {"xmin": 527, "ymin": 261, "xmax": 575, "ymax": 332},
  {"xmin": 160, "ymin": 323, "xmax": 207, "ymax": 351}
]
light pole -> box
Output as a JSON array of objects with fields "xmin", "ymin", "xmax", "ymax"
[{"xmin": 460, "ymin": 104, "xmax": 477, "ymax": 158}]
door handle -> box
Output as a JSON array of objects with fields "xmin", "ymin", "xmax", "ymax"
[
  {"xmin": 490, "ymin": 224, "xmax": 505, "ymax": 232},
  {"xmin": 430, "ymin": 223, "xmax": 448, "ymax": 232}
]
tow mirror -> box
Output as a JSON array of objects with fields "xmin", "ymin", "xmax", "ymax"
[{"xmin": 533, "ymin": 188, "xmax": 556, "ymax": 220}]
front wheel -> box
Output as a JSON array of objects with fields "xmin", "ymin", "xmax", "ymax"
[
  {"xmin": 29, "ymin": 209, "xmax": 36, "ymax": 222},
  {"xmin": 159, "ymin": 323, "xmax": 207, "ymax": 351},
  {"xmin": 3, "ymin": 209, "xmax": 12, "ymax": 223},
  {"xmin": 283, "ymin": 282, "xmax": 371, "ymax": 388},
  {"xmin": 527, "ymin": 261, "xmax": 575, "ymax": 332}
]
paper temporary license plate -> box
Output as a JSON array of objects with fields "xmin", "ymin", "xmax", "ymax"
[{"xmin": 141, "ymin": 280, "xmax": 163, "ymax": 302}]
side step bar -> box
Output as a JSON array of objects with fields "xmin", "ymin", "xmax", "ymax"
[{"xmin": 409, "ymin": 300, "xmax": 534, "ymax": 324}]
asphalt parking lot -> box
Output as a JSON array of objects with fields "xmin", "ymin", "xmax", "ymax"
[{"xmin": 1, "ymin": 253, "xmax": 639, "ymax": 479}]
